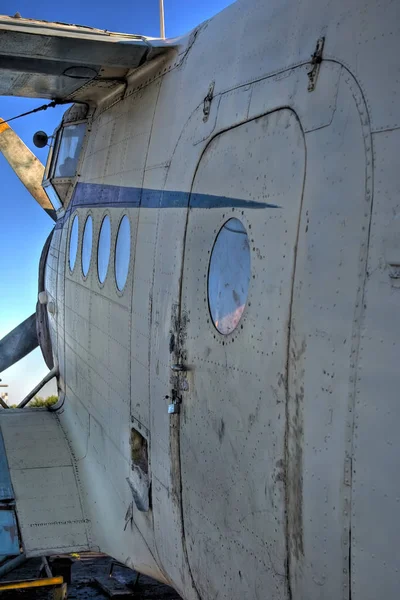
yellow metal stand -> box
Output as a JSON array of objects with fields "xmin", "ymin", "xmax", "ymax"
[{"xmin": 0, "ymin": 575, "xmax": 67, "ymax": 598}]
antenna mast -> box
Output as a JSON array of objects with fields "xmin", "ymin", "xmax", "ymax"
[{"xmin": 159, "ymin": 0, "xmax": 165, "ymax": 39}]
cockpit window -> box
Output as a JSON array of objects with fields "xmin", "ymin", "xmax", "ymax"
[
  {"xmin": 54, "ymin": 123, "xmax": 86, "ymax": 178},
  {"xmin": 43, "ymin": 183, "xmax": 63, "ymax": 211}
]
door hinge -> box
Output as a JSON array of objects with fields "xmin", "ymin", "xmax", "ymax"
[
  {"xmin": 307, "ymin": 37, "xmax": 325, "ymax": 92},
  {"xmin": 203, "ymin": 81, "xmax": 215, "ymax": 122}
]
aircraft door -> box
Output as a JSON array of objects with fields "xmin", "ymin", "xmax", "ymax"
[{"xmin": 177, "ymin": 110, "xmax": 305, "ymax": 599}]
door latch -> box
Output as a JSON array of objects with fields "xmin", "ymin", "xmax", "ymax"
[
  {"xmin": 171, "ymin": 363, "xmax": 187, "ymax": 372},
  {"xmin": 203, "ymin": 81, "xmax": 215, "ymax": 122},
  {"xmin": 166, "ymin": 389, "xmax": 182, "ymax": 415},
  {"xmin": 307, "ymin": 37, "xmax": 325, "ymax": 92}
]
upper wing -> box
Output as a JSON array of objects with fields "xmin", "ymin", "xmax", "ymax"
[{"xmin": 0, "ymin": 15, "xmax": 176, "ymax": 102}]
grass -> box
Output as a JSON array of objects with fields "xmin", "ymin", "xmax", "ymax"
[{"xmin": 9, "ymin": 395, "xmax": 58, "ymax": 408}]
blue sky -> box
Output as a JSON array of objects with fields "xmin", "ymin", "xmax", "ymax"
[{"xmin": 0, "ymin": 0, "xmax": 232, "ymax": 402}]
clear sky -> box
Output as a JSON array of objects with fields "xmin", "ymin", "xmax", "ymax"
[{"xmin": 0, "ymin": 0, "xmax": 232, "ymax": 403}]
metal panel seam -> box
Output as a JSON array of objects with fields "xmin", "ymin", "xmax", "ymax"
[
  {"xmin": 284, "ymin": 112, "xmax": 308, "ymax": 600},
  {"xmin": 55, "ymin": 413, "xmax": 94, "ymax": 549},
  {"xmin": 337, "ymin": 68, "xmax": 374, "ymax": 600}
]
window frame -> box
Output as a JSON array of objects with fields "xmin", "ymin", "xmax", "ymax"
[
  {"xmin": 42, "ymin": 119, "xmax": 87, "ymax": 209},
  {"xmin": 81, "ymin": 213, "xmax": 94, "ymax": 280},
  {"xmin": 97, "ymin": 213, "xmax": 112, "ymax": 286},
  {"xmin": 68, "ymin": 212, "xmax": 80, "ymax": 274},
  {"xmin": 114, "ymin": 214, "xmax": 131, "ymax": 293}
]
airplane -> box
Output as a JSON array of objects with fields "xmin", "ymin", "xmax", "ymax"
[{"xmin": 0, "ymin": 0, "xmax": 398, "ymax": 598}]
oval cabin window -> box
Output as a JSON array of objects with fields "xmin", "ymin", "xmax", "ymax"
[
  {"xmin": 208, "ymin": 218, "xmax": 251, "ymax": 334},
  {"xmin": 82, "ymin": 215, "xmax": 93, "ymax": 277},
  {"xmin": 97, "ymin": 215, "xmax": 111, "ymax": 284},
  {"xmin": 115, "ymin": 215, "xmax": 131, "ymax": 291},
  {"xmin": 69, "ymin": 214, "xmax": 79, "ymax": 272}
]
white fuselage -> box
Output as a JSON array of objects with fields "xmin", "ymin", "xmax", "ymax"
[{"xmin": 43, "ymin": 1, "xmax": 400, "ymax": 598}]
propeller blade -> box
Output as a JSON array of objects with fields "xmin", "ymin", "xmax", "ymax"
[
  {"xmin": 0, "ymin": 314, "xmax": 38, "ymax": 374},
  {"xmin": 0, "ymin": 119, "xmax": 56, "ymax": 221}
]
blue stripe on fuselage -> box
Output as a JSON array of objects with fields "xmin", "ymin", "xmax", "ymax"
[{"xmin": 55, "ymin": 182, "xmax": 280, "ymax": 228}]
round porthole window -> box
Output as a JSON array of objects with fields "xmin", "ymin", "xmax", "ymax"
[
  {"xmin": 97, "ymin": 215, "xmax": 111, "ymax": 284},
  {"xmin": 82, "ymin": 215, "xmax": 93, "ymax": 277},
  {"xmin": 208, "ymin": 218, "xmax": 251, "ymax": 335},
  {"xmin": 69, "ymin": 214, "xmax": 79, "ymax": 272},
  {"xmin": 115, "ymin": 215, "xmax": 131, "ymax": 291}
]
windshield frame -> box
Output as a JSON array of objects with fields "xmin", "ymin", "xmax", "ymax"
[{"xmin": 42, "ymin": 119, "xmax": 87, "ymax": 209}]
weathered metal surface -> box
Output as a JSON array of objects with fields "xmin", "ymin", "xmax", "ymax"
[
  {"xmin": 0, "ymin": 410, "xmax": 91, "ymax": 556},
  {"xmin": 287, "ymin": 72, "xmax": 370, "ymax": 600},
  {"xmin": 126, "ymin": 469, "xmax": 150, "ymax": 513},
  {"xmin": 0, "ymin": 15, "xmax": 177, "ymax": 103},
  {"xmin": 178, "ymin": 110, "xmax": 304, "ymax": 599},
  {"xmin": 0, "ymin": 511, "xmax": 20, "ymax": 556},
  {"xmin": 0, "ymin": 428, "xmax": 13, "ymax": 501},
  {"xmin": 0, "ymin": 313, "xmax": 38, "ymax": 374},
  {"xmin": 1, "ymin": 0, "xmax": 399, "ymax": 598},
  {"xmin": 46, "ymin": 226, "xmax": 62, "ymax": 388},
  {"xmin": 350, "ymin": 128, "xmax": 400, "ymax": 600},
  {"xmin": 0, "ymin": 429, "xmax": 20, "ymax": 557},
  {"xmin": 53, "ymin": 77, "xmax": 170, "ymax": 584},
  {"xmin": 0, "ymin": 119, "xmax": 56, "ymax": 219},
  {"xmin": 36, "ymin": 229, "xmax": 55, "ymax": 370}
]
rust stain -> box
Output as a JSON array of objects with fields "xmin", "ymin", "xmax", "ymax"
[
  {"xmin": 169, "ymin": 415, "xmax": 181, "ymax": 507},
  {"xmin": 248, "ymin": 397, "xmax": 261, "ymax": 429},
  {"xmin": 288, "ymin": 387, "xmax": 304, "ymax": 560},
  {"xmin": 168, "ymin": 304, "xmax": 189, "ymax": 506},
  {"xmin": 278, "ymin": 372, "xmax": 286, "ymax": 388},
  {"xmin": 275, "ymin": 458, "xmax": 285, "ymax": 483},
  {"xmin": 286, "ymin": 332, "xmax": 306, "ymax": 573},
  {"xmin": 217, "ymin": 418, "xmax": 225, "ymax": 443}
]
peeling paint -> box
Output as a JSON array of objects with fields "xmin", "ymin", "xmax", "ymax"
[
  {"xmin": 288, "ymin": 387, "xmax": 304, "ymax": 560},
  {"xmin": 3, "ymin": 523, "xmax": 17, "ymax": 544}
]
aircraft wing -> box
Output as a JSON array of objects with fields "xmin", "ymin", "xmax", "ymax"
[
  {"xmin": 0, "ymin": 15, "xmax": 176, "ymax": 103},
  {"xmin": 0, "ymin": 409, "xmax": 92, "ymax": 557}
]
